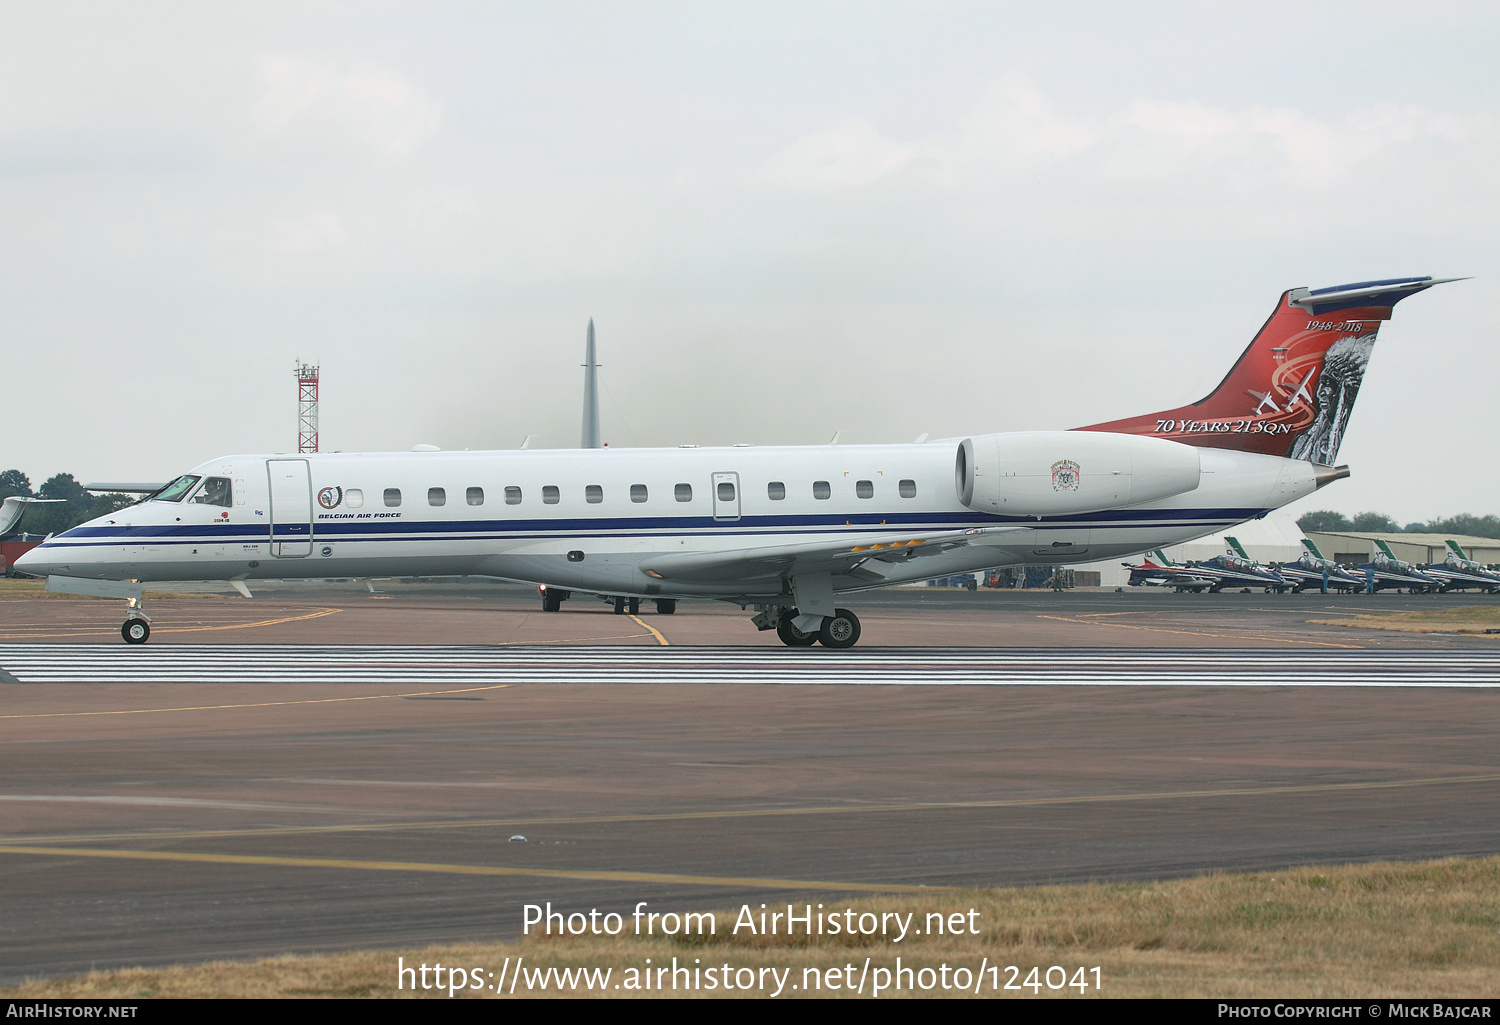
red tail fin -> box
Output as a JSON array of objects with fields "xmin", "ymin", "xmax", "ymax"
[{"xmin": 1076, "ymin": 277, "xmax": 1453, "ymax": 462}]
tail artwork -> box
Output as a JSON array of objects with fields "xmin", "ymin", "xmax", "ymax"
[
  {"xmin": 1225, "ymin": 536, "xmax": 1251, "ymax": 560},
  {"xmin": 1446, "ymin": 540, "xmax": 1469, "ymax": 559},
  {"xmin": 1302, "ymin": 538, "xmax": 1327, "ymax": 559},
  {"xmin": 1077, "ymin": 277, "xmax": 1460, "ymax": 462}
]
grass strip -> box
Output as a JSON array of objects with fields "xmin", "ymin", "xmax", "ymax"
[
  {"xmin": 1311, "ymin": 606, "xmax": 1500, "ymax": 635},
  {"xmin": 4, "ymin": 855, "xmax": 1498, "ymax": 998}
]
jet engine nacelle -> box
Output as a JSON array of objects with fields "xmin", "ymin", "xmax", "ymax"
[{"xmin": 956, "ymin": 431, "xmax": 1201, "ymax": 516}]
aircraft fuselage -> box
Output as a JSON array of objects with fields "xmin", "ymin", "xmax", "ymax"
[{"xmin": 21, "ymin": 442, "xmax": 1323, "ymax": 604}]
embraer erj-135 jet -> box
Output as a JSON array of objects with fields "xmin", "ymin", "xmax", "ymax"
[{"xmin": 18, "ymin": 276, "xmax": 1457, "ymax": 646}]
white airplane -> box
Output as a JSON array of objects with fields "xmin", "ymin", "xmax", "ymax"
[{"xmin": 17, "ymin": 276, "xmax": 1456, "ymax": 646}]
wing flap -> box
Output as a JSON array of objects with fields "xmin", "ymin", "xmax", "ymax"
[{"xmin": 639, "ymin": 526, "xmax": 1021, "ymax": 584}]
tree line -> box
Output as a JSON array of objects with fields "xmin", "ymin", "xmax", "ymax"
[
  {"xmin": 0, "ymin": 470, "xmax": 135, "ymax": 538},
  {"xmin": 1296, "ymin": 510, "xmax": 1500, "ymax": 539}
]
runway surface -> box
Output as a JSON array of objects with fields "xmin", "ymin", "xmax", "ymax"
[
  {"xmin": 5, "ymin": 579, "xmax": 1499, "ymax": 648},
  {"xmin": 5, "ymin": 644, "xmax": 1500, "ymax": 687},
  {"xmin": 4, "ymin": 642, "xmax": 1500, "ymax": 983}
]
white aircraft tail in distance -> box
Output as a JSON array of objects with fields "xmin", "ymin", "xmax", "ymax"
[{"xmin": 18, "ymin": 275, "xmax": 1457, "ymax": 645}]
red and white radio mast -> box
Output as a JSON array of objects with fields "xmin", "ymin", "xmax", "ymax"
[{"xmin": 295, "ymin": 360, "xmax": 320, "ymax": 453}]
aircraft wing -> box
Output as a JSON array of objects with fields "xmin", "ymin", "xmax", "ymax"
[
  {"xmin": 83, "ymin": 482, "xmax": 168, "ymax": 494},
  {"xmin": 640, "ymin": 526, "xmax": 1024, "ymax": 584}
]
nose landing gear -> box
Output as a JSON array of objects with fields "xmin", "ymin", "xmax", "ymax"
[
  {"xmin": 43, "ymin": 576, "xmax": 152, "ymax": 645},
  {"xmin": 121, "ymin": 594, "xmax": 151, "ymax": 644}
]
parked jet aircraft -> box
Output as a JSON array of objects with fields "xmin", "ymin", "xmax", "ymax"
[
  {"xmin": 18, "ymin": 276, "xmax": 1455, "ymax": 645},
  {"xmin": 1122, "ymin": 549, "xmax": 1220, "ymax": 591},
  {"xmin": 1274, "ymin": 538, "xmax": 1365, "ymax": 593},
  {"xmin": 1132, "ymin": 541, "xmax": 1287, "ymax": 593},
  {"xmin": 1123, "ymin": 550, "xmax": 1193, "ymax": 588},
  {"xmin": 1361, "ymin": 540, "xmax": 1443, "ymax": 593},
  {"xmin": 0, "ymin": 496, "xmax": 63, "ymax": 539},
  {"xmin": 1424, "ymin": 540, "xmax": 1500, "ymax": 593}
]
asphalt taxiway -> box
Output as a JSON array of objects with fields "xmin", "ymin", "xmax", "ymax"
[{"xmin": 1, "ymin": 583, "xmax": 1497, "ymax": 983}]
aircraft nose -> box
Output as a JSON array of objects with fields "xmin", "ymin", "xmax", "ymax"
[{"xmin": 13, "ymin": 544, "xmax": 62, "ymax": 577}]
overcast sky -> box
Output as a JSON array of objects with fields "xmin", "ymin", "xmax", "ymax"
[{"xmin": 3, "ymin": 2, "xmax": 1496, "ymax": 522}]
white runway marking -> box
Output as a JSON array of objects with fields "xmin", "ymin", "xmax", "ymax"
[{"xmin": 1, "ymin": 645, "xmax": 1499, "ymax": 687}]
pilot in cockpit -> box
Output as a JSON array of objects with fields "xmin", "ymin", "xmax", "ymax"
[{"xmin": 192, "ymin": 477, "xmax": 232, "ymax": 508}]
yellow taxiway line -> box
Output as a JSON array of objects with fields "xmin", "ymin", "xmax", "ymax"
[
  {"xmin": 0, "ymin": 684, "xmax": 510, "ymax": 720},
  {"xmin": 0, "ymin": 845, "xmax": 946, "ymax": 893},
  {"xmin": 0, "ymin": 606, "xmax": 342, "ymax": 641},
  {"xmin": 628, "ymin": 614, "xmax": 670, "ymax": 646}
]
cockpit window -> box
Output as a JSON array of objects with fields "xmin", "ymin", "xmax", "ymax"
[
  {"xmin": 189, "ymin": 477, "xmax": 233, "ymax": 508},
  {"xmin": 152, "ymin": 475, "xmax": 201, "ymax": 503}
]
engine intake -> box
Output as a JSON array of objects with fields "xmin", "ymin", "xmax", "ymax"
[{"xmin": 956, "ymin": 431, "xmax": 1201, "ymax": 516}]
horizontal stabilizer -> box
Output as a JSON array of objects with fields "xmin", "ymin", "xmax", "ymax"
[{"xmin": 1289, "ymin": 277, "xmax": 1466, "ymax": 316}]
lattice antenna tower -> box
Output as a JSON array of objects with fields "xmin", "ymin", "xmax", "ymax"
[{"xmin": 295, "ymin": 360, "xmax": 320, "ymax": 453}]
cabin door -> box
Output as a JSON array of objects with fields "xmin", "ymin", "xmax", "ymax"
[
  {"xmin": 711, "ymin": 472, "xmax": 741, "ymax": 521},
  {"xmin": 267, "ymin": 459, "xmax": 314, "ymax": 557}
]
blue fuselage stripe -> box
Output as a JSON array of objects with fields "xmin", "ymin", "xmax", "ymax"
[{"xmin": 43, "ymin": 507, "xmax": 1266, "ymax": 550}]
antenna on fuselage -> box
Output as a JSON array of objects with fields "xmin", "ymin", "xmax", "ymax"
[{"xmin": 582, "ymin": 319, "xmax": 602, "ymax": 449}]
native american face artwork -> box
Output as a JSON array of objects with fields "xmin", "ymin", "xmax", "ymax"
[{"xmin": 1289, "ymin": 334, "xmax": 1375, "ymax": 464}]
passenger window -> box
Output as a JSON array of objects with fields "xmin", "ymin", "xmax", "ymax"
[
  {"xmin": 191, "ymin": 477, "xmax": 233, "ymax": 508},
  {"xmin": 767, "ymin": 481, "xmax": 786, "ymax": 501},
  {"xmin": 899, "ymin": 479, "xmax": 916, "ymax": 498},
  {"xmin": 428, "ymin": 487, "xmax": 446, "ymax": 507},
  {"xmin": 586, "ymin": 485, "xmax": 603, "ymax": 504},
  {"xmin": 505, "ymin": 486, "xmax": 522, "ymax": 505},
  {"xmin": 675, "ymin": 483, "xmax": 692, "ymax": 502},
  {"xmin": 717, "ymin": 481, "xmax": 736, "ymax": 502},
  {"xmin": 855, "ymin": 479, "xmax": 873, "ymax": 499},
  {"xmin": 466, "ymin": 487, "xmax": 484, "ymax": 506},
  {"xmin": 813, "ymin": 480, "xmax": 831, "ymax": 500},
  {"xmin": 542, "ymin": 485, "xmax": 560, "ymax": 505},
  {"xmin": 346, "ymin": 488, "xmax": 364, "ymax": 508},
  {"xmin": 384, "ymin": 488, "xmax": 402, "ymax": 507},
  {"xmin": 630, "ymin": 484, "xmax": 648, "ymax": 503}
]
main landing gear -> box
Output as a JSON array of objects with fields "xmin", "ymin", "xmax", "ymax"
[{"xmin": 761, "ymin": 607, "xmax": 862, "ymax": 649}]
